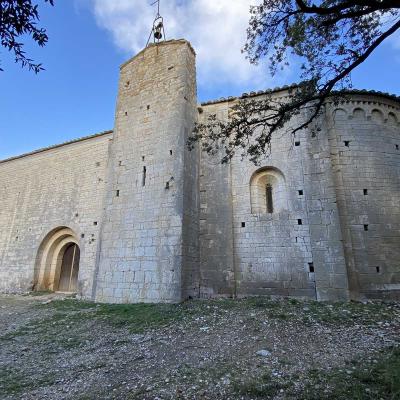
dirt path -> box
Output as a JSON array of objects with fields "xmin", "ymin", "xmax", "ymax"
[{"xmin": 0, "ymin": 294, "xmax": 399, "ymax": 399}]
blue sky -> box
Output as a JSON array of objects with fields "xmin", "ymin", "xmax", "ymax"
[{"xmin": 1, "ymin": 0, "xmax": 400, "ymax": 160}]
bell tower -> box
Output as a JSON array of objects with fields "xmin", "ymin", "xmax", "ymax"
[
  {"xmin": 93, "ymin": 38, "xmax": 199, "ymax": 303},
  {"xmin": 146, "ymin": 0, "xmax": 166, "ymax": 46}
]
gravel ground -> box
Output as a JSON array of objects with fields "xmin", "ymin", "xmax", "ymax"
[{"xmin": 0, "ymin": 293, "xmax": 399, "ymax": 400}]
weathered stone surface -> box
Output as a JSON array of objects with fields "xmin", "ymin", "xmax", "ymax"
[{"xmin": 0, "ymin": 39, "xmax": 399, "ymax": 302}]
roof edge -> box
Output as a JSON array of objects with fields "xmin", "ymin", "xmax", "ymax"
[
  {"xmin": 0, "ymin": 130, "xmax": 113, "ymax": 165},
  {"xmin": 200, "ymin": 86, "xmax": 400, "ymax": 107},
  {"xmin": 120, "ymin": 39, "xmax": 196, "ymax": 70}
]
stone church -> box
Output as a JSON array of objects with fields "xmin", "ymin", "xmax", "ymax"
[{"xmin": 0, "ymin": 39, "xmax": 399, "ymax": 303}]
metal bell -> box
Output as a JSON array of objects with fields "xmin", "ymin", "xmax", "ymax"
[{"xmin": 154, "ymin": 22, "xmax": 163, "ymax": 40}]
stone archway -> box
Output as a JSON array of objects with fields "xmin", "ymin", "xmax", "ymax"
[{"xmin": 34, "ymin": 227, "xmax": 80, "ymax": 292}]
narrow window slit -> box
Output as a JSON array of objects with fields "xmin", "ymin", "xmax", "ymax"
[
  {"xmin": 142, "ymin": 166, "xmax": 147, "ymax": 186},
  {"xmin": 298, "ymin": 190, "xmax": 303, "ymax": 196},
  {"xmin": 298, "ymin": 219, "xmax": 303, "ymax": 225},
  {"xmin": 116, "ymin": 190, "xmax": 120, "ymax": 197},
  {"xmin": 344, "ymin": 141, "xmax": 350, "ymax": 147},
  {"xmin": 376, "ymin": 266, "xmax": 380, "ymax": 273},
  {"xmin": 364, "ymin": 224, "xmax": 369, "ymax": 231},
  {"xmin": 266, "ymin": 184, "xmax": 273, "ymax": 214},
  {"xmin": 363, "ymin": 189, "xmax": 368, "ymax": 195},
  {"xmin": 308, "ymin": 263, "xmax": 314, "ymax": 273},
  {"xmin": 241, "ymin": 222, "xmax": 245, "ymax": 228}
]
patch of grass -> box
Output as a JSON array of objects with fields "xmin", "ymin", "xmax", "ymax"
[
  {"xmin": 26, "ymin": 290, "xmax": 53, "ymax": 297},
  {"xmin": 27, "ymin": 296, "xmax": 399, "ymax": 338},
  {"xmin": 233, "ymin": 370, "xmax": 289, "ymax": 398},
  {"xmin": 43, "ymin": 298, "xmax": 97, "ymax": 311},
  {"xmin": 0, "ymin": 367, "xmax": 56, "ymax": 395},
  {"xmin": 232, "ymin": 347, "xmax": 400, "ymax": 399},
  {"xmin": 39, "ymin": 299, "xmax": 200, "ymax": 333},
  {"xmin": 301, "ymin": 301, "xmax": 396, "ymax": 325},
  {"xmin": 94, "ymin": 302, "xmax": 187, "ymax": 332},
  {"xmin": 241, "ymin": 296, "xmax": 398, "ymax": 326},
  {"xmin": 300, "ymin": 346, "xmax": 400, "ymax": 400}
]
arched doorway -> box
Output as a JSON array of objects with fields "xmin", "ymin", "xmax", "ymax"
[
  {"xmin": 33, "ymin": 227, "xmax": 81, "ymax": 292},
  {"xmin": 58, "ymin": 244, "xmax": 80, "ymax": 292}
]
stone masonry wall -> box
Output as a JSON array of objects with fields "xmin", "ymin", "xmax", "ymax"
[
  {"xmin": 199, "ymin": 92, "xmax": 350, "ymax": 301},
  {"xmin": 328, "ymin": 96, "xmax": 400, "ymax": 300},
  {"xmin": 198, "ymin": 103, "xmax": 236, "ymax": 298},
  {"xmin": 93, "ymin": 40, "xmax": 198, "ymax": 303},
  {"xmin": 0, "ymin": 133, "xmax": 111, "ymax": 295},
  {"xmin": 1, "ymin": 37, "xmax": 399, "ymax": 303}
]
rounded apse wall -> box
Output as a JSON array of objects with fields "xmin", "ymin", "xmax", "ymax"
[{"xmin": 330, "ymin": 97, "xmax": 400, "ymax": 299}]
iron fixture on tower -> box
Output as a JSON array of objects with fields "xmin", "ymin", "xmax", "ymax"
[{"xmin": 146, "ymin": 0, "xmax": 166, "ymax": 46}]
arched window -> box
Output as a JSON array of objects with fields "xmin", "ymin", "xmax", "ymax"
[{"xmin": 250, "ymin": 167, "xmax": 287, "ymax": 214}]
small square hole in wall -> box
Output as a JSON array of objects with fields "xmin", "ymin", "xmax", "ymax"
[
  {"xmin": 363, "ymin": 189, "xmax": 368, "ymax": 195},
  {"xmin": 298, "ymin": 190, "xmax": 304, "ymax": 196},
  {"xmin": 376, "ymin": 266, "xmax": 380, "ymax": 273},
  {"xmin": 142, "ymin": 156, "xmax": 145, "ymax": 161},
  {"xmin": 308, "ymin": 262, "xmax": 315, "ymax": 273},
  {"xmin": 93, "ymin": 221, "xmax": 98, "ymax": 226},
  {"xmin": 364, "ymin": 224, "xmax": 369, "ymax": 231},
  {"xmin": 241, "ymin": 222, "xmax": 246, "ymax": 228},
  {"xmin": 125, "ymin": 111, "xmax": 128, "ymax": 116},
  {"xmin": 95, "ymin": 162, "xmax": 100, "ymax": 167},
  {"xmin": 81, "ymin": 234, "xmax": 85, "ymax": 238},
  {"xmin": 75, "ymin": 213, "xmax": 79, "ymax": 217},
  {"xmin": 116, "ymin": 190, "xmax": 120, "ymax": 197},
  {"xmin": 170, "ymin": 150, "xmax": 173, "ymax": 155},
  {"xmin": 297, "ymin": 219, "xmax": 303, "ymax": 225},
  {"xmin": 396, "ymin": 144, "xmax": 399, "ymax": 150},
  {"xmin": 147, "ymin": 105, "xmax": 150, "ymax": 110},
  {"xmin": 344, "ymin": 141, "xmax": 350, "ymax": 147},
  {"xmin": 295, "ymin": 141, "xmax": 300, "ymax": 146}
]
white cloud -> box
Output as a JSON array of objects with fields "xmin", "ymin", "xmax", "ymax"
[{"xmin": 86, "ymin": 0, "xmax": 280, "ymax": 94}]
